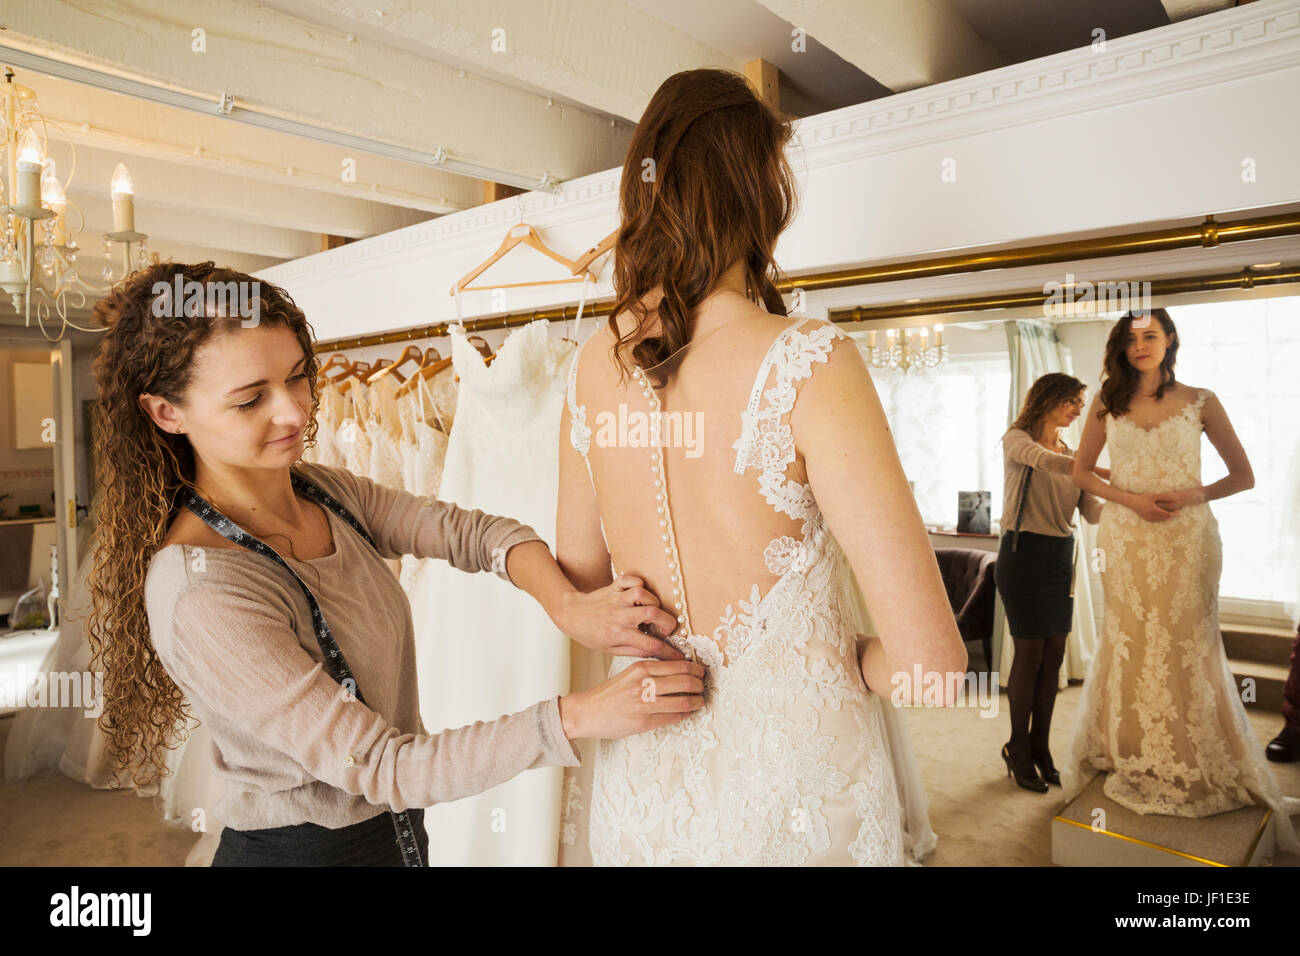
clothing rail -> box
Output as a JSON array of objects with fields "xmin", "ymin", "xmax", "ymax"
[{"xmin": 313, "ymin": 212, "xmax": 1300, "ymax": 352}]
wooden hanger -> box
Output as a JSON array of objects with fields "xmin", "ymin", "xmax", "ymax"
[
  {"xmin": 450, "ymin": 221, "xmax": 596, "ymax": 295},
  {"xmin": 315, "ymin": 352, "xmax": 350, "ymax": 383},
  {"xmin": 394, "ymin": 351, "xmax": 454, "ymax": 400},
  {"xmin": 366, "ymin": 345, "xmax": 421, "ymax": 385},
  {"xmin": 336, "ymin": 360, "xmax": 377, "ymax": 395},
  {"xmin": 562, "ymin": 228, "xmax": 616, "ymax": 345},
  {"xmin": 571, "ymin": 228, "xmax": 616, "ymax": 277}
]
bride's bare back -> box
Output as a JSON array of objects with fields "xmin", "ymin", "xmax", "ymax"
[{"xmin": 558, "ymin": 293, "xmax": 965, "ymax": 684}]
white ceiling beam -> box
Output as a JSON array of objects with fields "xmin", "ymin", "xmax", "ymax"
[
  {"xmin": 15, "ymin": 72, "xmax": 477, "ymax": 216},
  {"xmin": 258, "ymin": 0, "xmax": 740, "ymax": 122},
  {"xmin": 55, "ymin": 145, "xmax": 431, "ymax": 239},
  {"xmin": 1, "ymin": 0, "xmax": 634, "ymax": 186},
  {"xmin": 105, "ymin": 241, "xmax": 281, "ymax": 277},
  {"xmin": 68, "ymin": 194, "xmax": 322, "ymax": 261},
  {"xmin": 754, "ymin": 0, "xmax": 1007, "ymax": 92}
]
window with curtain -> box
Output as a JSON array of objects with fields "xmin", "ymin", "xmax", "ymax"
[
  {"xmin": 1163, "ymin": 297, "xmax": 1300, "ymax": 607},
  {"xmin": 861, "ymin": 346, "xmax": 1011, "ymax": 530}
]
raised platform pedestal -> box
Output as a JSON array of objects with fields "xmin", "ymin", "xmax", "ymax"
[{"xmin": 1052, "ymin": 772, "xmax": 1276, "ymax": 866}]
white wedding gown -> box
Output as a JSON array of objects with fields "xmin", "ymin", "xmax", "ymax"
[
  {"xmin": 1062, "ymin": 387, "xmax": 1300, "ymax": 851},
  {"xmin": 562, "ymin": 314, "xmax": 935, "ymax": 866},
  {"xmin": 408, "ymin": 318, "xmax": 577, "ymax": 865}
]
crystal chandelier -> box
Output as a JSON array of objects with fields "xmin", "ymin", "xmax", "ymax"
[
  {"xmin": 862, "ymin": 324, "xmax": 948, "ymax": 371},
  {"xmin": 0, "ymin": 67, "xmax": 150, "ymax": 341}
]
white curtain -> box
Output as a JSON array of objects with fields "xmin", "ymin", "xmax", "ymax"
[{"xmin": 999, "ymin": 319, "xmax": 1100, "ymax": 688}]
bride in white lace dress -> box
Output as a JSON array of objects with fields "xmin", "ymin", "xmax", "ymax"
[
  {"xmin": 555, "ymin": 68, "xmax": 965, "ymax": 867},
  {"xmin": 1064, "ymin": 309, "xmax": 1299, "ymax": 851}
]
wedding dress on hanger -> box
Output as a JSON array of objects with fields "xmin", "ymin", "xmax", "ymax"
[
  {"xmin": 397, "ymin": 374, "xmax": 452, "ymax": 594},
  {"xmin": 1062, "ymin": 387, "xmax": 1300, "ymax": 851},
  {"xmin": 562, "ymin": 314, "xmax": 934, "ymax": 866},
  {"xmin": 340, "ymin": 382, "xmax": 373, "ymax": 480},
  {"xmin": 406, "ymin": 317, "xmax": 576, "ymax": 864},
  {"xmin": 305, "ymin": 382, "xmax": 347, "ymax": 469},
  {"xmin": 365, "ymin": 375, "xmax": 406, "ymax": 492}
]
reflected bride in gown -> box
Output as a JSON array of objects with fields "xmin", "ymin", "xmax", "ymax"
[{"xmin": 1063, "ymin": 374, "xmax": 1300, "ymax": 851}]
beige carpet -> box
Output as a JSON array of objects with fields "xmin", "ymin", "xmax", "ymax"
[{"xmin": 3, "ymin": 687, "xmax": 1298, "ymax": 866}]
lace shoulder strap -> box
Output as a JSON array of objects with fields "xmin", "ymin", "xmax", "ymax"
[
  {"xmin": 566, "ymin": 332, "xmax": 594, "ymax": 457},
  {"xmin": 732, "ymin": 317, "xmax": 849, "ymax": 477}
]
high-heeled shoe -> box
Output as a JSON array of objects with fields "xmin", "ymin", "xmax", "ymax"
[
  {"xmin": 1002, "ymin": 744, "xmax": 1048, "ymax": 793},
  {"xmin": 1031, "ymin": 750, "xmax": 1061, "ymax": 786},
  {"xmin": 1265, "ymin": 726, "xmax": 1300, "ymax": 762}
]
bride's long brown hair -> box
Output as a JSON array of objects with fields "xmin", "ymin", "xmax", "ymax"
[
  {"xmin": 609, "ymin": 69, "xmax": 799, "ymax": 389},
  {"xmin": 86, "ymin": 261, "xmax": 320, "ymax": 789}
]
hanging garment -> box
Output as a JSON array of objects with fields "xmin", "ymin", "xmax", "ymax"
[
  {"xmin": 398, "ymin": 374, "xmax": 451, "ymax": 595},
  {"xmin": 425, "ymin": 365, "xmax": 458, "ymax": 434},
  {"xmin": 305, "ymin": 383, "xmax": 347, "ymax": 469},
  {"xmin": 1062, "ymin": 387, "xmax": 1300, "ymax": 850},
  {"xmin": 365, "ymin": 374, "xmax": 406, "ymax": 492},
  {"xmin": 407, "ymin": 318, "xmax": 576, "ymax": 864},
  {"xmin": 339, "ymin": 383, "xmax": 373, "ymax": 480},
  {"xmin": 563, "ymin": 315, "xmax": 934, "ymax": 866}
]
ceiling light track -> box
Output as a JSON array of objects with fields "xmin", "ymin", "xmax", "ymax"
[{"xmin": 0, "ymin": 44, "xmax": 560, "ymax": 194}]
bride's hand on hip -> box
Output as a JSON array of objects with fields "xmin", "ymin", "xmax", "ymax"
[
  {"xmin": 559, "ymin": 659, "xmax": 707, "ymax": 740},
  {"xmin": 557, "ymin": 574, "xmax": 686, "ymax": 659},
  {"xmin": 1129, "ymin": 492, "xmax": 1176, "ymax": 522}
]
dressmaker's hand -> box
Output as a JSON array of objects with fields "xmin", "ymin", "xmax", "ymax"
[
  {"xmin": 1129, "ymin": 492, "xmax": 1175, "ymax": 522},
  {"xmin": 556, "ymin": 575, "xmax": 686, "ymax": 659},
  {"xmin": 1154, "ymin": 486, "xmax": 1204, "ymax": 512},
  {"xmin": 560, "ymin": 659, "xmax": 706, "ymax": 740},
  {"xmin": 1092, "ymin": 466, "xmax": 1111, "ymax": 480}
]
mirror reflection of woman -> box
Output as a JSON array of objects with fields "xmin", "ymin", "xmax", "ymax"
[
  {"xmin": 996, "ymin": 374, "xmax": 1105, "ymax": 792},
  {"xmin": 1063, "ymin": 309, "xmax": 1299, "ymax": 851}
]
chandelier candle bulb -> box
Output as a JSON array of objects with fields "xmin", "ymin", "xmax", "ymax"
[
  {"xmin": 934, "ymin": 324, "xmax": 944, "ymax": 348},
  {"xmin": 15, "ymin": 128, "xmax": 44, "ymax": 209},
  {"xmin": 110, "ymin": 163, "xmax": 135, "ymax": 233},
  {"xmin": 867, "ymin": 330, "xmax": 877, "ymax": 348}
]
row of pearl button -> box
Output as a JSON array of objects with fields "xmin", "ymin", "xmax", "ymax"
[{"xmin": 633, "ymin": 365, "xmax": 692, "ymax": 646}]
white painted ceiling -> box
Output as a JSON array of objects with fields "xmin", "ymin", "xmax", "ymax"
[{"xmin": 0, "ymin": 0, "xmax": 1235, "ymax": 338}]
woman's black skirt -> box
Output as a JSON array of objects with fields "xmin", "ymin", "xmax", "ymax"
[
  {"xmin": 996, "ymin": 529, "xmax": 1076, "ymax": 639},
  {"xmin": 211, "ymin": 808, "xmax": 427, "ymax": 867}
]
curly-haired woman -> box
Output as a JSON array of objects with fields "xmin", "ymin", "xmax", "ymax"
[{"xmin": 86, "ymin": 261, "xmax": 704, "ymax": 866}]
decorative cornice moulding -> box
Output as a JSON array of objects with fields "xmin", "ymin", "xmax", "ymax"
[{"xmin": 790, "ymin": 0, "xmax": 1300, "ymax": 167}]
